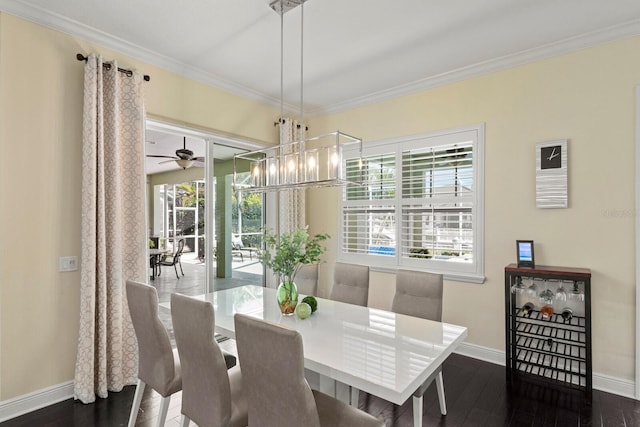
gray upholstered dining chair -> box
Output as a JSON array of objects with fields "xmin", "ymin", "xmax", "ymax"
[
  {"xmin": 234, "ymin": 313, "xmax": 385, "ymax": 427},
  {"xmin": 295, "ymin": 263, "xmax": 319, "ymax": 296},
  {"xmin": 392, "ymin": 269, "xmax": 446, "ymax": 427},
  {"xmin": 126, "ymin": 280, "xmax": 182, "ymax": 427},
  {"xmin": 329, "ymin": 262, "xmax": 370, "ymax": 306},
  {"xmin": 171, "ymin": 293, "xmax": 248, "ymax": 427}
]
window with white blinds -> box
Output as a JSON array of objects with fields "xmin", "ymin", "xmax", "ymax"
[{"xmin": 340, "ymin": 125, "xmax": 485, "ymax": 283}]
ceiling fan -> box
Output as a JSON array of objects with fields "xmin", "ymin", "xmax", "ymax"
[{"xmin": 147, "ymin": 136, "xmax": 205, "ymax": 169}]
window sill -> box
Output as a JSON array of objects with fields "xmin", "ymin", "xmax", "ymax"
[{"xmin": 369, "ymin": 265, "xmax": 486, "ymax": 284}]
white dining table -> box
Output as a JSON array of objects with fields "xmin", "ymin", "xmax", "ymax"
[{"xmin": 196, "ymin": 285, "xmax": 467, "ymax": 407}]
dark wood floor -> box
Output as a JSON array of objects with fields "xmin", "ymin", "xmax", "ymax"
[{"xmin": 3, "ymin": 353, "xmax": 639, "ymax": 427}]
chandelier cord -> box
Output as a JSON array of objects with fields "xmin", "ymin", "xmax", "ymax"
[
  {"xmin": 280, "ymin": 1, "xmax": 284, "ymax": 125},
  {"xmin": 299, "ymin": 1, "xmax": 304, "ymax": 139}
]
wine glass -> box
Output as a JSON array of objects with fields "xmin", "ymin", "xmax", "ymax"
[
  {"xmin": 554, "ymin": 280, "xmax": 568, "ymax": 307},
  {"xmin": 525, "ymin": 279, "xmax": 540, "ymax": 308},
  {"xmin": 568, "ymin": 281, "xmax": 585, "ymax": 316},
  {"xmin": 510, "ymin": 276, "xmax": 527, "ymax": 295},
  {"xmin": 555, "ymin": 280, "xmax": 574, "ymax": 321},
  {"xmin": 538, "ymin": 282, "xmax": 554, "ymax": 305},
  {"xmin": 539, "ymin": 281, "xmax": 555, "ymax": 320}
]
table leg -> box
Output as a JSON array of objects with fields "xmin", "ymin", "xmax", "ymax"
[
  {"xmin": 150, "ymin": 255, "xmax": 158, "ymax": 281},
  {"xmin": 350, "ymin": 387, "xmax": 360, "ymax": 407},
  {"xmin": 319, "ymin": 375, "xmax": 352, "ymax": 405}
]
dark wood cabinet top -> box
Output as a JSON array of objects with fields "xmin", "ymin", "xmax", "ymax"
[{"xmin": 505, "ymin": 263, "xmax": 591, "ymax": 278}]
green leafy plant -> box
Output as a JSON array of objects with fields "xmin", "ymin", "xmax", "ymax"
[{"xmin": 259, "ymin": 226, "xmax": 329, "ymax": 285}]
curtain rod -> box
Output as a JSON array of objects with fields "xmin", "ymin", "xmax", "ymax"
[
  {"xmin": 273, "ymin": 118, "xmax": 308, "ymax": 131},
  {"xmin": 76, "ymin": 54, "xmax": 150, "ymax": 82}
]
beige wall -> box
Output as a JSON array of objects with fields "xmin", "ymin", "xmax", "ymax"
[
  {"xmin": 0, "ymin": 13, "xmax": 278, "ymax": 400},
  {"xmin": 308, "ymin": 36, "xmax": 640, "ymax": 382},
  {"xmin": 1, "ymin": 10, "xmax": 638, "ymax": 402}
]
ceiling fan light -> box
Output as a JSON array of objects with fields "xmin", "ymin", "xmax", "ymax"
[{"xmin": 176, "ymin": 159, "xmax": 194, "ymax": 169}]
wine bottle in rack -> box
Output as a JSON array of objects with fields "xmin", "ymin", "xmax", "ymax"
[
  {"xmin": 521, "ymin": 302, "xmax": 535, "ymax": 317},
  {"xmin": 561, "ymin": 307, "xmax": 573, "ymax": 321},
  {"xmin": 540, "ymin": 304, "xmax": 554, "ymax": 320}
]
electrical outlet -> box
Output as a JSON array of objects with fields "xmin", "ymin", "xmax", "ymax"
[{"xmin": 59, "ymin": 256, "xmax": 78, "ymax": 272}]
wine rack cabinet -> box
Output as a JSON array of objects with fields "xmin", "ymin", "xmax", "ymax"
[{"xmin": 505, "ymin": 264, "xmax": 592, "ymax": 396}]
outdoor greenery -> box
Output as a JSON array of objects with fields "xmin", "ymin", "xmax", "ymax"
[
  {"xmin": 259, "ymin": 226, "xmax": 329, "ymax": 285},
  {"xmin": 173, "ymin": 182, "xmax": 205, "ymax": 238},
  {"xmin": 408, "ymin": 247, "xmax": 430, "ymax": 258},
  {"xmin": 232, "ymin": 191, "xmax": 263, "ymax": 248},
  {"xmin": 164, "ymin": 179, "xmax": 265, "ymax": 256},
  {"xmin": 175, "ymin": 182, "xmax": 204, "ymax": 208}
]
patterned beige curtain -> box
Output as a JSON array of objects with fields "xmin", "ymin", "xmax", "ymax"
[
  {"xmin": 278, "ymin": 118, "xmax": 306, "ymax": 233},
  {"xmin": 74, "ymin": 54, "xmax": 147, "ymax": 403}
]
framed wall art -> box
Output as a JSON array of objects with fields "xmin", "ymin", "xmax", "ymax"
[{"xmin": 536, "ymin": 139, "xmax": 568, "ymax": 208}]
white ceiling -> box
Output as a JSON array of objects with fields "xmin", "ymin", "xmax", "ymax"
[
  {"xmin": 145, "ymin": 130, "xmax": 206, "ymax": 175},
  {"xmin": 4, "ymin": 0, "xmax": 640, "ymax": 173},
  {"xmin": 145, "ymin": 129, "xmax": 247, "ymax": 175},
  {"xmin": 5, "ymin": 0, "xmax": 640, "ymax": 116}
]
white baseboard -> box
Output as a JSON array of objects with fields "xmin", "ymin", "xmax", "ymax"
[
  {"xmin": 593, "ymin": 372, "xmax": 636, "ymax": 399},
  {"xmin": 0, "ymin": 345, "xmax": 637, "ymax": 423},
  {"xmin": 455, "ymin": 342, "xmax": 638, "ymax": 400},
  {"xmin": 455, "ymin": 342, "xmax": 506, "ymax": 366},
  {"xmin": 0, "ymin": 381, "xmax": 74, "ymax": 423}
]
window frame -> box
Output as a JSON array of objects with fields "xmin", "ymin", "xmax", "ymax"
[{"xmin": 338, "ymin": 124, "xmax": 485, "ymax": 284}]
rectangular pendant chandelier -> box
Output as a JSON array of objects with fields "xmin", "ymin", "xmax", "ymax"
[
  {"xmin": 233, "ymin": 0, "xmax": 363, "ymax": 193},
  {"xmin": 234, "ymin": 130, "xmax": 362, "ymax": 191}
]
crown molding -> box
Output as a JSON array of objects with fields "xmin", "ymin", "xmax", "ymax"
[
  {"xmin": 0, "ymin": 0, "xmax": 297, "ymax": 113},
  {"xmin": 2, "ymin": 0, "xmax": 639, "ymax": 118},
  {"xmin": 309, "ymin": 18, "xmax": 640, "ymax": 116}
]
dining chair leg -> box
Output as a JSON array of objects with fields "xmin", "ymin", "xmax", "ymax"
[
  {"xmin": 127, "ymin": 379, "xmax": 145, "ymax": 427},
  {"xmin": 435, "ymin": 371, "xmax": 447, "ymax": 415},
  {"xmin": 178, "ymin": 260, "xmax": 184, "ymax": 276},
  {"xmin": 412, "ymin": 395, "xmax": 423, "ymax": 427},
  {"xmin": 180, "ymin": 414, "xmax": 191, "ymax": 427},
  {"xmin": 156, "ymin": 395, "xmax": 172, "ymax": 427},
  {"xmin": 173, "ymin": 264, "xmax": 180, "ymax": 279}
]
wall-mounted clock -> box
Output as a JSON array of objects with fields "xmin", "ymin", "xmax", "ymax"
[{"xmin": 536, "ymin": 139, "xmax": 568, "ymax": 208}]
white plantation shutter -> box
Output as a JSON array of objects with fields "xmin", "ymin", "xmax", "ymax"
[
  {"xmin": 400, "ymin": 142, "xmax": 473, "ymax": 260},
  {"xmin": 340, "ymin": 126, "xmax": 485, "ymax": 283},
  {"xmin": 342, "ymin": 152, "xmax": 396, "ymax": 256}
]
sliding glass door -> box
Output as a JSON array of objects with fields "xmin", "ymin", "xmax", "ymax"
[{"xmin": 146, "ymin": 120, "xmax": 265, "ymax": 301}]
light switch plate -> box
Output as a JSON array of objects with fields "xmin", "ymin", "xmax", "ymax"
[{"xmin": 59, "ymin": 256, "xmax": 78, "ymax": 272}]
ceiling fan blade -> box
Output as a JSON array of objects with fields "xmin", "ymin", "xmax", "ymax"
[
  {"xmin": 147, "ymin": 155, "xmax": 178, "ymax": 159},
  {"xmin": 192, "ymin": 157, "xmax": 205, "ymax": 162},
  {"xmin": 159, "ymin": 159, "xmax": 177, "ymax": 164}
]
